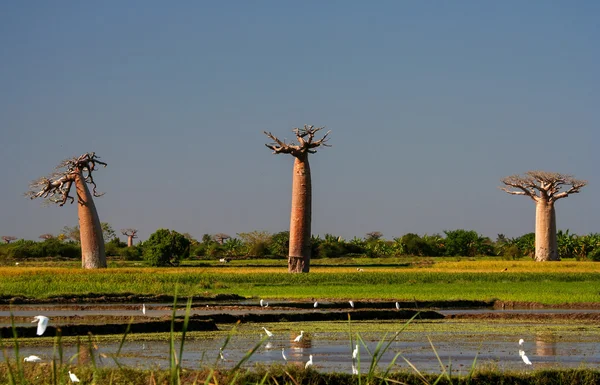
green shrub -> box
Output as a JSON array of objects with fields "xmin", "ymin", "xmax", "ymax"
[
  {"xmin": 121, "ymin": 245, "xmax": 143, "ymax": 261},
  {"xmin": 588, "ymin": 248, "xmax": 600, "ymax": 262},
  {"xmin": 143, "ymin": 229, "xmax": 190, "ymax": 267}
]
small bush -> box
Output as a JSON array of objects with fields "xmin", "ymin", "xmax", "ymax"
[
  {"xmin": 588, "ymin": 248, "xmax": 600, "ymax": 262},
  {"xmin": 143, "ymin": 229, "xmax": 190, "ymax": 267}
]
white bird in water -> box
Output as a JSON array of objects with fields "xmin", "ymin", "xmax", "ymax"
[
  {"xmin": 352, "ymin": 343, "xmax": 359, "ymax": 359},
  {"xmin": 352, "ymin": 363, "xmax": 359, "ymax": 375},
  {"xmin": 23, "ymin": 355, "xmax": 42, "ymax": 362},
  {"xmin": 518, "ymin": 339, "xmax": 532, "ymax": 365},
  {"xmin": 519, "ymin": 350, "xmax": 532, "ymax": 365},
  {"xmin": 294, "ymin": 330, "xmax": 304, "ymax": 342},
  {"xmin": 395, "ymin": 302, "xmax": 400, "ymax": 310},
  {"xmin": 356, "ymin": 268, "xmax": 364, "ymax": 272},
  {"xmin": 262, "ymin": 327, "xmax": 273, "ymax": 337},
  {"xmin": 282, "ymin": 348, "xmax": 287, "ymax": 361},
  {"xmin": 68, "ymin": 371, "xmax": 80, "ymax": 383},
  {"xmin": 219, "ymin": 348, "xmax": 226, "ymax": 361},
  {"xmin": 32, "ymin": 315, "xmax": 49, "ymax": 336},
  {"xmin": 349, "ymin": 300, "xmax": 354, "ymax": 308},
  {"xmin": 313, "ymin": 301, "xmax": 318, "ymax": 308},
  {"xmin": 142, "ymin": 303, "xmax": 146, "ymax": 315},
  {"xmin": 305, "ymin": 354, "xmax": 313, "ymax": 369},
  {"xmin": 260, "ymin": 299, "xmax": 264, "ymax": 307}
]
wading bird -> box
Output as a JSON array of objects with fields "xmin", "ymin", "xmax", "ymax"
[
  {"xmin": 313, "ymin": 301, "xmax": 318, "ymax": 308},
  {"xmin": 24, "ymin": 355, "xmax": 42, "ymax": 362},
  {"xmin": 519, "ymin": 339, "xmax": 532, "ymax": 365},
  {"xmin": 142, "ymin": 303, "xmax": 146, "ymax": 315},
  {"xmin": 352, "ymin": 344, "xmax": 359, "ymax": 359},
  {"xmin": 262, "ymin": 327, "xmax": 273, "ymax": 337},
  {"xmin": 349, "ymin": 300, "xmax": 354, "ymax": 308},
  {"xmin": 260, "ymin": 299, "xmax": 265, "ymax": 307},
  {"xmin": 32, "ymin": 315, "xmax": 49, "ymax": 336},
  {"xmin": 282, "ymin": 348, "xmax": 287, "ymax": 361},
  {"xmin": 68, "ymin": 371, "xmax": 80, "ymax": 383},
  {"xmin": 395, "ymin": 302, "xmax": 400, "ymax": 310},
  {"xmin": 305, "ymin": 354, "xmax": 313, "ymax": 369},
  {"xmin": 294, "ymin": 330, "xmax": 304, "ymax": 342}
]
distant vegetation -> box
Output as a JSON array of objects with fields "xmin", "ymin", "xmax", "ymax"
[{"xmin": 2, "ymin": 228, "xmax": 600, "ymax": 263}]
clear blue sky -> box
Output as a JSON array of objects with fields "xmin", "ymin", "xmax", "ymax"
[{"xmin": 1, "ymin": 1, "xmax": 598, "ymax": 243}]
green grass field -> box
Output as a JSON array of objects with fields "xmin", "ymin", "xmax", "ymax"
[{"xmin": 2, "ymin": 260, "xmax": 599, "ymax": 304}]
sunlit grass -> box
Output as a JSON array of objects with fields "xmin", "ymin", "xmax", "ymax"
[{"xmin": 1, "ymin": 261, "xmax": 600, "ymax": 304}]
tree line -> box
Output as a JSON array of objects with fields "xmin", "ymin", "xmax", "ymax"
[{"xmin": 3, "ymin": 228, "xmax": 600, "ymax": 265}]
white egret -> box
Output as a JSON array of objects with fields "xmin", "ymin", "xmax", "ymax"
[
  {"xmin": 262, "ymin": 327, "xmax": 273, "ymax": 337},
  {"xmin": 395, "ymin": 302, "xmax": 400, "ymax": 310},
  {"xmin": 32, "ymin": 315, "xmax": 49, "ymax": 336},
  {"xmin": 313, "ymin": 301, "xmax": 318, "ymax": 308},
  {"xmin": 142, "ymin": 303, "xmax": 146, "ymax": 315},
  {"xmin": 260, "ymin": 299, "xmax": 264, "ymax": 307},
  {"xmin": 281, "ymin": 348, "xmax": 287, "ymax": 361},
  {"xmin": 23, "ymin": 355, "xmax": 42, "ymax": 362},
  {"xmin": 352, "ymin": 344, "xmax": 359, "ymax": 359},
  {"xmin": 352, "ymin": 363, "xmax": 359, "ymax": 375},
  {"xmin": 219, "ymin": 348, "xmax": 226, "ymax": 361},
  {"xmin": 294, "ymin": 330, "xmax": 304, "ymax": 342},
  {"xmin": 305, "ymin": 354, "xmax": 313, "ymax": 369},
  {"xmin": 518, "ymin": 339, "xmax": 532, "ymax": 365},
  {"xmin": 68, "ymin": 371, "xmax": 80, "ymax": 383},
  {"xmin": 519, "ymin": 350, "xmax": 532, "ymax": 365},
  {"xmin": 349, "ymin": 300, "xmax": 354, "ymax": 308},
  {"xmin": 264, "ymin": 302, "xmax": 269, "ymax": 307}
]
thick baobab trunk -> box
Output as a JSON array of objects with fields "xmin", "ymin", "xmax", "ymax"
[
  {"xmin": 288, "ymin": 156, "xmax": 312, "ymax": 273},
  {"xmin": 535, "ymin": 200, "xmax": 559, "ymax": 261},
  {"xmin": 75, "ymin": 173, "xmax": 107, "ymax": 268},
  {"xmin": 127, "ymin": 236, "xmax": 134, "ymax": 247}
]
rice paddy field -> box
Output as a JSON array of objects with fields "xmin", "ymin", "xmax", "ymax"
[
  {"xmin": 1, "ymin": 259, "xmax": 599, "ymax": 384},
  {"xmin": 1, "ymin": 260, "xmax": 600, "ymax": 304}
]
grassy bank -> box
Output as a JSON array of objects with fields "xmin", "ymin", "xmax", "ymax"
[
  {"xmin": 1, "ymin": 365, "xmax": 600, "ymax": 385},
  {"xmin": 2, "ymin": 261, "xmax": 600, "ymax": 304}
]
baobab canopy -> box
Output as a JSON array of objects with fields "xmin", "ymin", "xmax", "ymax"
[
  {"xmin": 500, "ymin": 171, "xmax": 587, "ymax": 202},
  {"xmin": 26, "ymin": 152, "xmax": 107, "ymax": 206}
]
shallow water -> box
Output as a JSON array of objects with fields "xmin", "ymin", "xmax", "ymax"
[
  {"xmin": 4, "ymin": 303, "xmax": 600, "ymax": 373},
  {"xmin": 11, "ymin": 328, "xmax": 600, "ymax": 373}
]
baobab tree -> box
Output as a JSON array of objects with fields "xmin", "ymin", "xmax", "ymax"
[
  {"xmin": 2, "ymin": 236, "xmax": 17, "ymax": 244},
  {"xmin": 501, "ymin": 171, "xmax": 587, "ymax": 261},
  {"xmin": 121, "ymin": 229, "xmax": 138, "ymax": 247},
  {"xmin": 39, "ymin": 234, "xmax": 54, "ymax": 240},
  {"xmin": 26, "ymin": 152, "xmax": 108, "ymax": 269},
  {"xmin": 264, "ymin": 125, "xmax": 331, "ymax": 273},
  {"xmin": 213, "ymin": 233, "xmax": 231, "ymax": 245}
]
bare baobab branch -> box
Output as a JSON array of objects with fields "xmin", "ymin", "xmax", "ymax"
[
  {"xmin": 264, "ymin": 125, "xmax": 331, "ymax": 158},
  {"xmin": 39, "ymin": 234, "xmax": 54, "ymax": 240},
  {"xmin": 500, "ymin": 171, "xmax": 587, "ymax": 261},
  {"xmin": 26, "ymin": 152, "xmax": 107, "ymax": 207}
]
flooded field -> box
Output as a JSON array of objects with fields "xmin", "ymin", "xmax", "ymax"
[{"xmin": 2, "ymin": 301, "xmax": 600, "ymax": 374}]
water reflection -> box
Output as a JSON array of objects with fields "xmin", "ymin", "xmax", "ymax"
[{"xmin": 535, "ymin": 332, "xmax": 557, "ymax": 357}]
